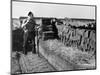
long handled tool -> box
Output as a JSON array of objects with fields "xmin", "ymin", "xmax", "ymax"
[{"xmin": 36, "ymin": 25, "xmax": 39, "ymax": 56}]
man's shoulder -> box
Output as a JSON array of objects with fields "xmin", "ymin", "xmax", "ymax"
[
  {"xmin": 29, "ymin": 18, "xmax": 35, "ymax": 23},
  {"xmin": 30, "ymin": 17, "xmax": 35, "ymax": 20}
]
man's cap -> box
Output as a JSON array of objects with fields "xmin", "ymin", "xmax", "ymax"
[{"xmin": 28, "ymin": 11, "xmax": 34, "ymax": 16}]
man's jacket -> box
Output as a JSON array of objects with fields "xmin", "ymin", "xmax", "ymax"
[{"xmin": 25, "ymin": 18, "xmax": 36, "ymax": 32}]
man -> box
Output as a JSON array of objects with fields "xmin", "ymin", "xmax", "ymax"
[
  {"xmin": 22, "ymin": 11, "xmax": 37, "ymax": 54},
  {"xmin": 51, "ymin": 18, "xmax": 59, "ymax": 39}
]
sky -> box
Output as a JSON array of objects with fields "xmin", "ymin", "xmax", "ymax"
[{"xmin": 12, "ymin": 1, "xmax": 95, "ymax": 19}]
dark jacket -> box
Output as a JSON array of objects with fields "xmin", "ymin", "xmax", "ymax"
[{"xmin": 25, "ymin": 18, "xmax": 36, "ymax": 32}]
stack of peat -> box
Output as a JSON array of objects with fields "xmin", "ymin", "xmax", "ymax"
[{"xmin": 40, "ymin": 18, "xmax": 58, "ymax": 40}]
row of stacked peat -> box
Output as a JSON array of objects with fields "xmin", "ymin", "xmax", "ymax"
[{"xmin": 57, "ymin": 24, "xmax": 96, "ymax": 54}]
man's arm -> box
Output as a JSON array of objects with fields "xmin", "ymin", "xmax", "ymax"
[{"xmin": 21, "ymin": 19, "xmax": 29, "ymax": 28}]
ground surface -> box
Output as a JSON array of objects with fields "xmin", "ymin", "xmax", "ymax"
[
  {"xmin": 11, "ymin": 52, "xmax": 56, "ymax": 74},
  {"xmin": 11, "ymin": 40, "xmax": 95, "ymax": 74}
]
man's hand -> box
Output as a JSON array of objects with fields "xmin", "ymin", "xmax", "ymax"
[{"xmin": 35, "ymin": 24, "xmax": 42, "ymax": 29}]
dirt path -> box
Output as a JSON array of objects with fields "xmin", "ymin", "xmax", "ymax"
[{"xmin": 19, "ymin": 52, "xmax": 56, "ymax": 73}]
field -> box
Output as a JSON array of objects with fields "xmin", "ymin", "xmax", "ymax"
[{"xmin": 11, "ymin": 18, "xmax": 96, "ymax": 74}]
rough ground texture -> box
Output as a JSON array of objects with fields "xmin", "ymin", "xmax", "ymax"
[
  {"xmin": 11, "ymin": 52, "xmax": 56, "ymax": 74},
  {"xmin": 11, "ymin": 39, "xmax": 95, "ymax": 74},
  {"xmin": 39, "ymin": 39, "xmax": 95, "ymax": 70},
  {"xmin": 20, "ymin": 52, "xmax": 56, "ymax": 73},
  {"xmin": 11, "ymin": 52, "xmax": 21, "ymax": 74}
]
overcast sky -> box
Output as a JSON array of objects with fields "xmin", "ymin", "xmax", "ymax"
[{"xmin": 12, "ymin": 1, "xmax": 95, "ymax": 19}]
